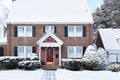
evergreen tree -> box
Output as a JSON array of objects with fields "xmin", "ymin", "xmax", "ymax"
[{"xmin": 93, "ymin": 0, "xmax": 120, "ymax": 29}]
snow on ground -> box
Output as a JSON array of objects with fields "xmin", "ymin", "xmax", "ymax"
[
  {"xmin": 56, "ymin": 69, "xmax": 120, "ymax": 80},
  {"xmin": 0, "ymin": 69, "xmax": 44, "ymax": 80},
  {"xmin": 1, "ymin": 69, "xmax": 120, "ymax": 80}
]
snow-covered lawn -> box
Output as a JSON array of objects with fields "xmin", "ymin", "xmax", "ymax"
[
  {"xmin": 1, "ymin": 69, "xmax": 120, "ymax": 80},
  {"xmin": 0, "ymin": 69, "xmax": 44, "ymax": 80},
  {"xmin": 56, "ymin": 69, "xmax": 120, "ymax": 80}
]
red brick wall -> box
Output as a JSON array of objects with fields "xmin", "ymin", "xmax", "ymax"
[
  {"xmin": 7, "ymin": 24, "xmax": 93, "ymax": 59},
  {"xmin": 96, "ymin": 32, "xmax": 104, "ymax": 49}
]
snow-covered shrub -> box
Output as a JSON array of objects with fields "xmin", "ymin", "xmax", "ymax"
[
  {"xmin": 107, "ymin": 63, "xmax": 120, "ymax": 72},
  {"xmin": 0, "ymin": 56, "xmax": 24, "ymax": 70},
  {"xmin": 18, "ymin": 60, "xmax": 41, "ymax": 70},
  {"xmin": 82, "ymin": 59, "xmax": 100, "ymax": 70},
  {"xmin": 62, "ymin": 59, "xmax": 82, "ymax": 70},
  {"xmin": 26, "ymin": 53, "xmax": 39, "ymax": 60},
  {"xmin": 97, "ymin": 48, "xmax": 109, "ymax": 70},
  {"xmin": 82, "ymin": 45, "xmax": 109, "ymax": 70},
  {"xmin": 82, "ymin": 45, "xmax": 101, "ymax": 70}
]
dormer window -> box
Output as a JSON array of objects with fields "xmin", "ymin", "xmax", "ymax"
[{"xmin": 45, "ymin": 26, "xmax": 55, "ymax": 33}]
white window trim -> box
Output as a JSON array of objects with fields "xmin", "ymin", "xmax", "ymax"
[
  {"xmin": 17, "ymin": 26, "xmax": 33, "ymax": 37},
  {"xmin": 45, "ymin": 26, "xmax": 55, "ymax": 33},
  {"xmin": 17, "ymin": 46, "xmax": 32, "ymax": 58},
  {"xmin": 68, "ymin": 26, "xmax": 83, "ymax": 37},
  {"xmin": 67, "ymin": 46, "xmax": 83, "ymax": 58}
]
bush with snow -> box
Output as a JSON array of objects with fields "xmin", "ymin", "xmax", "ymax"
[
  {"xmin": 61, "ymin": 45, "xmax": 109, "ymax": 71},
  {"xmin": 82, "ymin": 45, "xmax": 108, "ymax": 70},
  {"xmin": 0, "ymin": 56, "xmax": 41, "ymax": 70},
  {"xmin": 62, "ymin": 59, "xmax": 82, "ymax": 70},
  {"xmin": 18, "ymin": 60, "xmax": 41, "ymax": 70},
  {"xmin": 107, "ymin": 63, "xmax": 120, "ymax": 72},
  {"xmin": 97, "ymin": 47, "xmax": 109, "ymax": 69},
  {"xmin": 0, "ymin": 56, "xmax": 24, "ymax": 70},
  {"xmin": 26, "ymin": 53, "xmax": 39, "ymax": 60}
]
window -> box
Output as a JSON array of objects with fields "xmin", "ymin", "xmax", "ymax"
[
  {"xmin": 18, "ymin": 46, "xmax": 24, "ymax": 57},
  {"xmin": 68, "ymin": 26, "xmax": 82, "ymax": 37},
  {"xmin": 17, "ymin": 46, "xmax": 32, "ymax": 58},
  {"xmin": 68, "ymin": 27, "xmax": 74, "ymax": 37},
  {"xmin": 45, "ymin": 26, "xmax": 55, "ymax": 33},
  {"xmin": 18, "ymin": 26, "xmax": 32, "ymax": 37},
  {"xmin": 67, "ymin": 46, "xmax": 83, "ymax": 58},
  {"xmin": 68, "ymin": 46, "xmax": 74, "ymax": 58},
  {"xmin": 26, "ymin": 27, "xmax": 32, "ymax": 37},
  {"xmin": 109, "ymin": 55, "xmax": 117, "ymax": 62}
]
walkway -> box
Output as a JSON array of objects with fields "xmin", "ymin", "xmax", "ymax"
[{"xmin": 41, "ymin": 70, "xmax": 56, "ymax": 80}]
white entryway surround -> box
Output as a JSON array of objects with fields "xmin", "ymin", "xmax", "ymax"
[{"xmin": 37, "ymin": 32, "xmax": 63, "ymax": 65}]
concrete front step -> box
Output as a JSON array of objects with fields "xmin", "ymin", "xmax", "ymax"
[{"xmin": 41, "ymin": 65, "xmax": 61, "ymax": 70}]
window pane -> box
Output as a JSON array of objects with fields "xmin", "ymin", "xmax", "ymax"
[
  {"xmin": 109, "ymin": 55, "xmax": 116, "ymax": 62},
  {"xmin": 76, "ymin": 27, "xmax": 81, "ymax": 32},
  {"xmin": 68, "ymin": 27, "xmax": 74, "ymax": 32},
  {"xmin": 45, "ymin": 26, "xmax": 49, "ymax": 33},
  {"xmin": 18, "ymin": 26, "xmax": 24, "ymax": 37},
  {"xmin": 68, "ymin": 46, "xmax": 74, "ymax": 58},
  {"xmin": 76, "ymin": 26, "xmax": 82, "ymax": 37},
  {"xmin": 50, "ymin": 26, "xmax": 54, "ymax": 33},
  {"xmin": 76, "ymin": 46, "xmax": 82, "ymax": 58},
  {"xmin": 18, "ymin": 47, "xmax": 24, "ymax": 57},
  {"xmin": 118, "ymin": 55, "xmax": 120, "ymax": 62},
  {"xmin": 26, "ymin": 26, "xmax": 32, "ymax": 37},
  {"xmin": 26, "ymin": 46, "xmax": 32, "ymax": 57},
  {"xmin": 68, "ymin": 27, "xmax": 74, "ymax": 37}
]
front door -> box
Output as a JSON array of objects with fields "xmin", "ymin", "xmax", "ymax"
[{"xmin": 46, "ymin": 47, "xmax": 53, "ymax": 64}]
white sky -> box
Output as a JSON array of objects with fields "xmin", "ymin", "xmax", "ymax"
[{"xmin": 0, "ymin": 0, "xmax": 104, "ymax": 12}]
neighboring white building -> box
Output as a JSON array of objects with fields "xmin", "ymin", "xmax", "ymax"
[{"xmin": 96, "ymin": 29, "xmax": 120, "ymax": 63}]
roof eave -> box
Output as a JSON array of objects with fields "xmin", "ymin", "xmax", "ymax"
[{"xmin": 7, "ymin": 22, "xmax": 93, "ymax": 24}]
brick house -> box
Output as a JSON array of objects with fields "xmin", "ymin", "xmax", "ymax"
[{"xmin": 1, "ymin": 0, "xmax": 93, "ymax": 68}]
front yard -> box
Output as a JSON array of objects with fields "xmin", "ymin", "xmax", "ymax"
[
  {"xmin": 56, "ymin": 69, "xmax": 120, "ymax": 80},
  {"xmin": 0, "ymin": 69, "xmax": 44, "ymax": 80},
  {"xmin": 0, "ymin": 69, "xmax": 120, "ymax": 80}
]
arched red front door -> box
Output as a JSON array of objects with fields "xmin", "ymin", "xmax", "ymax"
[{"xmin": 46, "ymin": 47, "xmax": 53, "ymax": 63}]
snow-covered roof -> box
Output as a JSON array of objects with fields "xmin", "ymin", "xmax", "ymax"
[
  {"xmin": 99, "ymin": 29, "xmax": 120, "ymax": 54},
  {"xmin": 7, "ymin": 0, "xmax": 93, "ymax": 24}
]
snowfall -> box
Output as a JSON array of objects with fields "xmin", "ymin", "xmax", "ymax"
[{"xmin": 0, "ymin": 69, "xmax": 120, "ymax": 80}]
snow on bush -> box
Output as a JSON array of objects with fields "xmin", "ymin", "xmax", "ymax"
[
  {"xmin": 107, "ymin": 63, "xmax": 120, "ymax": 72},
  {"xmin": 82, "ymin": 45, "xmax": 108, "ymax": 70},
  {"xmin": 26, "ymin": 53, "xmax": 39, "ymax": 60},
  {"xmin": 82, "ymin": 45, "xmax": 100, "ymax": 70},
  {"xmin": 62, "ymin": 45, "xmax": 109, "ymax": 71},
  {"xmin": 18, "ymin": 60, "xmax": 41, "ymax": 70},
  {"xmin": 97, "ymin": 47, "xmax": 109, "ymax": 69},
  {"xmin": 0, "ymin": 56, "xmax": 41, "ymax": 70},
  {"xmin": 0, "ymin": 56, "xmax": 24, "ymax": 70},
  {"xmin": 62, "ymin": 59, "xmax": 82, "ymax": 70}
]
